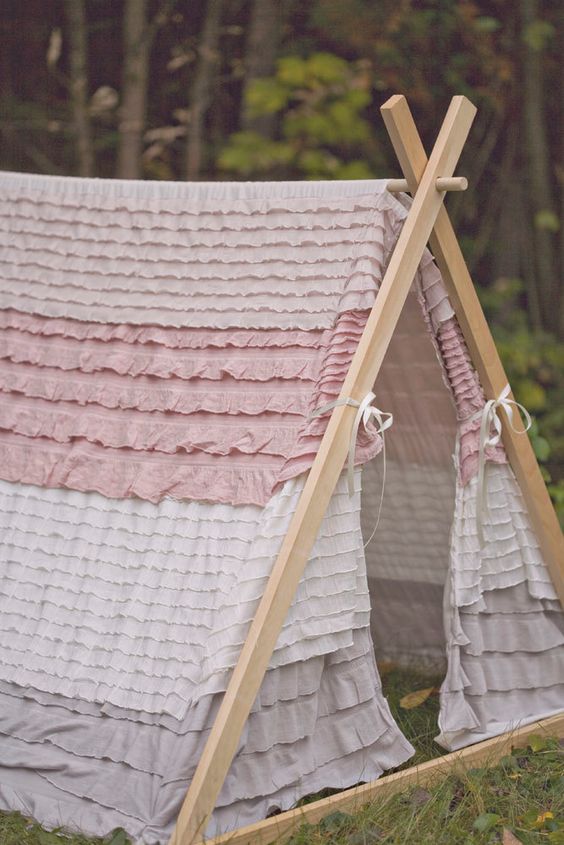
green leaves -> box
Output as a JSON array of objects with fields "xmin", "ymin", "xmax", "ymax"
[
  {"xmin": 105, "ymin": 829, "xmax": 130, "ymax": 845},
  {"xmin": 534, "ymin": 210, "xmax": 560, "ymax": 233},
  {"xmin": 527, "ymin": 733, "xmax": 550, "ymax": 753},
  {"xmin": 473, "ymin": 812, "xmax": 501, "ymax": 833},
  {"xmin": 244, "ymin": 78, "xmax": 289, "ymax": 116},
  {"xmin": 221, "ymin": 51, "xmax": 378, "ymax": 180},
  {"xmin": 36, "ymin": 832, "xmax": 65, "ymax": 845},
  {"xmin": 218, "ymin": 132, "xmax": 293, "ymax": 176},
  {"xmin": 474, "ymin": 16, "xmax": 501, "ymax": 34},
  {"xmin": 522, "ymin": 20, "xmax": 555, "ymax": 51},
  {"xmin": 277, "ymin": 53, "xmax": 349, "ymax": 87}
]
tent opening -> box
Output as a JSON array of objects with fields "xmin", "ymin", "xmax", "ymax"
[{"xmin": 363, "ymin": 286, "xmax": 458, "ymax": 672}]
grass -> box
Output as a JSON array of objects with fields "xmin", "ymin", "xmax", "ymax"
[
  {"xmin": 286, "ymin": 737, "xmax": 564, "ymax": 845},
  {"xmin": 0, "ymin": 667, "xmax": 562, "ymax": 845}
]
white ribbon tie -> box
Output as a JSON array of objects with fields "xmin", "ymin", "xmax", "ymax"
[
  {"xmin": 310, "ymin": 391, "xmax": 393, "ymax": 546},
  {"xmin": 474, "ymin": 383, "xmax": 532, "ymax": 546}
]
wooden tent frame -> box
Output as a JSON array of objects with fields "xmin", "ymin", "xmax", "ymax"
[{"xmin": 168, "ymin": 95, "xmax": 564, "ymax": 845}]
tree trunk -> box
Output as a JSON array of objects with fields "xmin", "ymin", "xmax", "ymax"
[
  {"xmin": 520, "ymin": 0, "xmax": 558, "ymax": 332},
  {"xmin": 185, "ymin": 0, "xmax": 223, "ymax": 180},
  {"xmin": 116, "ymin": 0, "xmax": 150, "ymax": 179},
  {"xmin": 559, "ymin": 7, "xmax": 564, "ymax": 335},
  {"xmin": 240, "ymin": 0, "xmax": 282, "ymax": 137},
  {"xmin": 0, "ymin": 0, "xmax": 16, "ymax": 171},
  {"xmin": 65, "ymin": 0, "xmax": 94, "ymax": 176}
]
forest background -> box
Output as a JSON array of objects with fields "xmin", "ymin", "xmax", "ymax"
[{"xmin": 1, "ymin": 0, "xmax": 562, "ymax": 513}]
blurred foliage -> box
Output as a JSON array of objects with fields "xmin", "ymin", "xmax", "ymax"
[{"xmin": 219, "ymin": 53, "xmax": 382, "ymax": 179}]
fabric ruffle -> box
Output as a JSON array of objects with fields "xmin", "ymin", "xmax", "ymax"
[
  {"xmin": 0, "ymin": 311, "xmax": 381, "ymax": 505},
  {"xmin": 437, "ymin": 462, "xmax": 564, "ymax": 751},
  {"xmin": 0, "ymin": 170, "xmax": 503, "ymax": 503},
  {"xmin": 448, "ymin": 462, "xmax": 556, "ymax": 607},
  {"xmin": 0, "ymin": 474, "xmax": 371, "ymax": 719},
  {"xmin": 0, "ymin": 178, "xmax": 402, "ymax": 330},
  {"xmin": 0, "ymin": 310, "xmax": 328, "ymax": 350},
  {"xmin": 0, "ymin": 628, "xmax": 414, "ymax": 842}
]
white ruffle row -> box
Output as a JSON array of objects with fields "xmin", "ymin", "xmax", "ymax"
[
  {"xmin": 438, "ymin": 462, "xmax": 564, "ymax": 750},
  {"xmin": 0, "ymin": 474, "xmax": 373, "ymax": 719},
  {"xmin": 0, "ymin": 172, "xmax": 453, "ymax": 331},
  {"xmin": 0, "ymin": 470, "xmax": 415, "ymax": 840}
]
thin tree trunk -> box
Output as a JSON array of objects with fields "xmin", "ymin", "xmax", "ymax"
[
  {"xmin": 519, "ymin": 177, "xmax": 543, "ymax": 330},
  {"xmin": 559, "ymin": 7, "xmax": 564, "ymax": 335},
  {"xmin": 185, "ymin": 0, "xmax": 223, "ymax": 180},
  {"xmin": 520, "ymin": 0, "xmax": 558, "ymax": 331},
  {"xmin": 0, "ymin": 0, "xmax": 16, "ymax": 171},
  {"xmin": 65, "ymin": 0, "xmax": 94, "ymax": 176},
  {"xmin": 240, "ymin": 0, "xmax": 281, "ymax": 136},
  {"xmin": 117, "ymin": 0, "xmax": 150, "ymax": 179}
]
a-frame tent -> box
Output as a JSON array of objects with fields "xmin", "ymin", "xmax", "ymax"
[
  {"xmin": 169, "ymin": 95, "xmax": 564, "ymax": 844},
  {"xmin": 0, "ymin": 96, "xmax": 562, "ymax": 845}
]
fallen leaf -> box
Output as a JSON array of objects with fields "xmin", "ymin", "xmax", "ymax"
[
  {"xmin": 502, "ymin": 829, "xmax": 523, "ymax": 844},
  {"xmin": 528, "ymin": 734, "xmax": 548, "ymax": 752},
  {"xmin": 473, "ymin": 812, "xmax": 501, "ymax": 833},
  {"xmin": 37, "ymin": 833, "xmax": 63, "ymax": 845},
  {"xmin": 319, "ymin": 810, "xmax": 352, "ymax": 833},
  {"xmin": 448, "ymin": 781, "xmax": 466, "ymax": 813},
  {"xmin": 348, "ymin": 826, "xmax": 385, "ymax": 845},
  {"xmin": 409, "ymin": 787, "xmax": 432, "ymax": 808},
  {"xmin": 535, "ymin": 811, "xmax": 555, "ymax": 827},
  {"xmin": 107, "ymin": 830, "xmax": 130, "ymax": 845},
  {"xmin": 399, "ymin": 687, "xmax": 436, "ymax": 709},
  {"xmin": 508, "ymin": 773, "xmax": 522, "ymax": 780},
  {"xmin": 376, "ymin": 660, "xmax": 397, "ymax": 676}
]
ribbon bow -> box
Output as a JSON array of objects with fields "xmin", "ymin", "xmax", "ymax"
[
  {"xmin": 475, "ymin": 383, "xmax": 532, "ymax": 546},
  {"xmin": 346, "ymin": 392, "xmax": 393, "ymax": 497},
  {"xmin": 310, "ymin": 391, "xmax": 393, "ymax": 546}
]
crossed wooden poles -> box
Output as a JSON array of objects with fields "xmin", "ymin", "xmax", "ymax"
[{"xmin": 168, "ymin": 95, "xmax": 564, "ymax": 845}]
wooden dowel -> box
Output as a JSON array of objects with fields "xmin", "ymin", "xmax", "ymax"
[
  {"xmin": 387, "ymin": 176, "xmax": 468, "ymax": 193},
  {"xmin": 436, "ymin": 176, "xmax": 468, "ymax": 191},
  {"xmin": 381, "ymin": 95, "xmax": 564, "ymax": 605},
  {"xmin": 167, "ymin": 95, "xmax": 477, "ymax": 845}
]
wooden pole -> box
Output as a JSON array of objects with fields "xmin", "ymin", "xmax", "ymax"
[
  {"xmin": 381, "ymin": 95, "xmax": 564, "ymax": 606},
  {"xmin": 168, "ymin": 95, "xmax": 477, "ymax": 845},
  {"xmin": 199, "ymin": 713, "xmax": 564, "ymax": 845}
]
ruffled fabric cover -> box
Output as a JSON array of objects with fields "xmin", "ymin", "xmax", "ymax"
[
  {"xmin": 0, "ymin": 172, "xmax": 561, "ymax": 841},
  {"xmin": 437, "ymin": 462, "xmax": 563, "ymax": 750},
  {"xmin": 0, "ymin": 474, "xmax": 414, "ymax": 841},
  {"xmin": 0, "ymin": 174, "xmax": 423, "ymax": 841}
]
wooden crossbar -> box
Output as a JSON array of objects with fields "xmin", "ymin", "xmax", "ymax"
[
  {"xmin": 168, "ymin": 95, "xmax": 476, "ymax": 845},
  {"xmin": 200, "ymin": 713, "xmax": 564, "ymax": 845},
  {"xmin": 381, "ymin": 95, "xmax": 564, "ymax": 605}
]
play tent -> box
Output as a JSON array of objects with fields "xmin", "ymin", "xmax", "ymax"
[{"xmin": 0, "ymin": 96, "xmax": 562, "ymax": 844}]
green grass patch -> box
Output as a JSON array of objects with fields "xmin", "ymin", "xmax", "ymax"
[
  {"xmin": 380, "ymin": 662, "xmax": 445, "ymax": 767},
  {"xmin": 0, "ymin": 668, "xmax": 562, "ymax": 844},
  {"xmin": 285, "ymin": 735, "xmax": 564, "ymax": 845}
]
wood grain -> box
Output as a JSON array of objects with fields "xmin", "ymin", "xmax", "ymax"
[{"xmin": 381, "ymin": 95, "xmax": 564, "ymax": 606}]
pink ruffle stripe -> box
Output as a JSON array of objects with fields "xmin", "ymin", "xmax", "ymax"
[
  {"xmin": 436, "ymin": 318, "xmax": 506, "ymax": 484},
  {"xmin": 0, "ymin": 312, "xmax": 380, "ymax": 506}
]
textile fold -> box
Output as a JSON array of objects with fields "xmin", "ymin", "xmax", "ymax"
[{"xmin": 0, "ymin": 172, "xmax": 561, "ymax": 842}]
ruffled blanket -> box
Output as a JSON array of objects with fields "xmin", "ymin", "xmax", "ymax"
[{"xmin": 0, "ymin": 174, "xmax": 561, "ymax": 843}]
